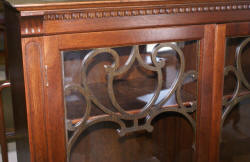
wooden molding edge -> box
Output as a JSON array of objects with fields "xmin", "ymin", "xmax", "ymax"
[{"xmin": 43, "ymin": 2, "xmax": 250, "ymax": 21}]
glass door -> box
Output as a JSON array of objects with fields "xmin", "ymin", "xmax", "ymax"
[
  {"xmin": 220, "ymin": 36, "xmax": 250, "ymax": 162},
  {"xmin": 62, "ymin": 40, "xmax": 200, "ymax": 162}
]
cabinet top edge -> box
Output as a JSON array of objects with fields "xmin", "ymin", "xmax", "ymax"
[{"xmin": 4, "ymin": 0, "xmax": 250, "ymax": 12}]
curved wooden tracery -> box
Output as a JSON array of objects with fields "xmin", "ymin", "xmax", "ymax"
[
  {"xmin": 222, "ymin": 37, "xmax": 250, "ymax": 125},
  {"xmin": 63, "ymin": 43, "xmax": 198, "ymax": 160}
]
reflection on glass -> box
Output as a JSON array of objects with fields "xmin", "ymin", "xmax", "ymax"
[
  {"xmin": 221, "ymin": 37, "xmax": 250, "ymax": 162},
  {"xmin": 62, "ymin": 41, "xmax": 199, "ymax": 162}
]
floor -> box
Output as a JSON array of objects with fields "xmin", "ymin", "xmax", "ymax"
[{"xmin": 0, "ymin": 142, "xmax": 17, "ymax": 162}]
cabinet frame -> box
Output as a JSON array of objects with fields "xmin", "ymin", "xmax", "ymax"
[
  {"xmin": 22, "ymin": 24, "xmax": 223, "ymax": 162},
  {"xmin": 4, "ymin": 1, "xmax": 250, "ymax": 162}
]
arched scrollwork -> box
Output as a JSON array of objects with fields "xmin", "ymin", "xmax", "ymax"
[
  {"xmin": 64, "ymin": 43, "xmax": 197, "ymax": 161},
  {"xmin": 222, "ymin": 37, "xmax": 250, "ymax": 126},
  {"xmin": 176, "ymin": 70, "xmax": 197, "ymax": 113},
  {"xmin": 236, "ymin": 37, "xmax": 250, "ymax": 90},
  {"xmin": 65, "ymin": 84, "xmax": 92, "ymax": 131},
  {"xmin": 106, "ymin": 45, "xmax": 164, "ymax": 119}
]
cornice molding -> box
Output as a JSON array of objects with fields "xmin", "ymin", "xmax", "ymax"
[
  {"xmin": 20, "ymin": 16, "xmax": 43, "ymax": 36},
  {"xmin": 43, "ymin": 2, "xmax": 250, "ymax": 21}
]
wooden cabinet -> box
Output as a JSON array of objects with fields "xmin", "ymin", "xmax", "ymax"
[{"xmin": 3, "ymin": 0, "xmax": 250, "ymax": 162}]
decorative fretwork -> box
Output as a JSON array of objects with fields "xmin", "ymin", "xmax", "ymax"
[
  {"xmin": 44, "ymin": 2, "xmax": 250, "ymax": 20},
  {"xmin": 222, "ymin": 37, "xmax": 250, "ymax": 126},
  {"xmin": 64, "ymin": 43, "xmax": 197, "ymax": 161}
]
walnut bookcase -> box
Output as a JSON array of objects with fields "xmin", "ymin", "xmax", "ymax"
[{"xmin": 3, "ymin": 0, "xmax": 250, "ymax": 162}]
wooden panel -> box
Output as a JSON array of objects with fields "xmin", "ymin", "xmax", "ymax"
[
  {"xmin": 58, "ymin": 25, "xmax": 204, "ymax": 50},
  {"xmin": 43, "ymin": 36, "xmax": 67, "ymax": 162},
  {"xmin": 21, "ymin": 37, "xmax": 48, "ymax": 162},
  {"xmin": 226, "ymin": 22, "xmax": 250, "ymax": 37},
  {"xmin": 20, "ymin": 16, "xmax": 43, "ymax": 37},
  {"xmin": 44, "ymin": 11, "xmax": 250, "ymax": 35},
  {"xmin": 196, "ymin": 24, "xmax": 226, "ymax": 162}
]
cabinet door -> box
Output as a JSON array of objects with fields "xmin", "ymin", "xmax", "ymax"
[
  {"xmin": 63, "ymin": 41, "xmax": 199, "ymax": 162},
  {"xmin": 220, "ymin": 22, "xmax": 250, "ymax": 162},
  {"xmin": 40, "ymin": 25, "xmax": 226, "ymax": 162}
]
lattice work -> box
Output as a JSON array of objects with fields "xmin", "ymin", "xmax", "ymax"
[
  {"xmin": 222, "ymin": 37, "xmax": 250, "ymax": 125},
  {"xmin": 63, "ymin": 43, "xmax": 198, "ymax": 161}
]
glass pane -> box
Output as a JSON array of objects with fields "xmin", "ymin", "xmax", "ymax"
[
  {"xmin": 221, "ymin": 37, "xmax": 250, "ymax": 162},
  {"xmin": 62, "ymin": 41, "xmax": 199, "ymax": 162}
]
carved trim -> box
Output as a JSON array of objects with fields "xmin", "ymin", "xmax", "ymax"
[
  {"xmin": 44, "ymin": 3, "xmax": 250, "ymax": 20},
  {"xmin": 20, "ymin": 16, "xmax": 43, "ymax": 36}
]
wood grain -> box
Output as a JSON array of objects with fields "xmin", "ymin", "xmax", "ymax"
[
  {"xmin": 43, "ymin": 10, "xmax": 250, "ymax": 36},
  {"xmin": 196, "ymin": 24, "xmax": 226, "ymax": 162},
  {"xmin": 43, "ymin": 36, "xmax": 67, "ymax": 162},
  {"xmin": 58, "ymin": 25, "xmax": 204, "ymax": 50},
  {"xmin": 226, "ymin": 22, "xmax": 250, "ymax": 37},
  {"xmin": 21, "ymin": 37, "xmax": 48, "ymax": 162}
]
